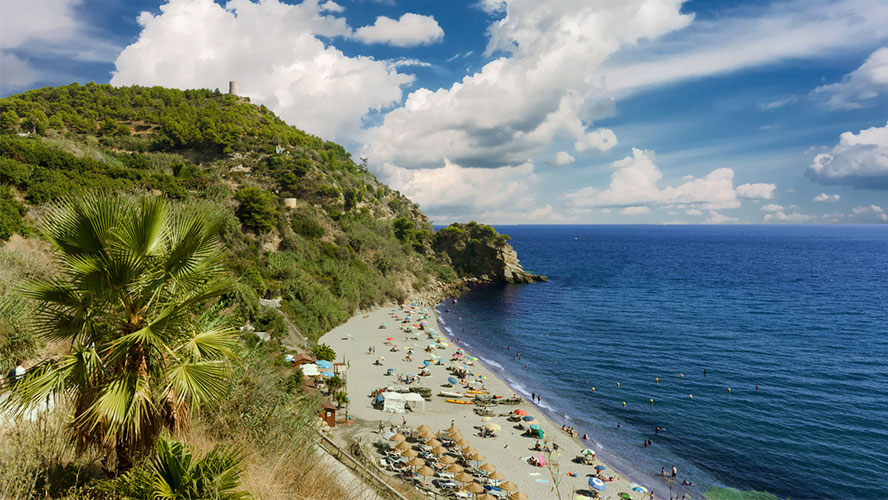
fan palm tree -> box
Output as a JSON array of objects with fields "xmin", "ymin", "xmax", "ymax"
[
  {"xmin": 1, "ymin": 194, "xmax": 240, "ymax": 472},
  {"xmin": 100, "ymin": 434, "xmax": 249, "ymax": 500}
]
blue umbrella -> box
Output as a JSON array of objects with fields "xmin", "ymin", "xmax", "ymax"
[
  {"xmin": 448, "ymin": 377, "xmax": 458, "ymax": 385},
  {"xmin": 423, "ymin": 360, "xmax": 431, "ymax": 366},
  {"xmin": 588, "ymin": 477, "xmax": 606, "ymax": 491},
  {"xmin": 594, "ymin": 465, "xmax": 607, "ymax": 471},
  {"xmin": 316, "ymin": 360, "xmax": 333, "ymax": 369},
  {"xmin": 387, "ymin": 368, "xmax": 395, "ymax": 374},
  {"xmin": 522, "ymin": 416, "xmax": 535, "ymax": 421},
  {"xmin": 529, "ymin": 424, "xmax": 541, "ymax": 431},
  {"xmin": 321, "ymin": 371, "xmax": 334, "ymax": 377}
]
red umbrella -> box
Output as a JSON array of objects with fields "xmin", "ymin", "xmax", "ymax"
[
  {"xmin": 514, "ymin": 409, "xmax": 527, "ymax": 416},
  {"xmin": 386, "ymin": 337, "xmax": 394, "ymax": 341}
]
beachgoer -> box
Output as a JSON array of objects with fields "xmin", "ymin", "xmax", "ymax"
[
  {"xmin": 656, "ymin": 426, "xmax": 661, "ymax": 433},
  {"xmin": 672, "ymin": 465, "xmax": 677, "ymax": 479},
  {"xmin": 617, "ymin": 423, "xmax": 621, "ymax": 429},
  {"xmin": 661, "ymin": 467, "xmax": 665, "ymax": 478},
  {"xmin": 6, "ymin": 360, "xmax": 25, "ymax": 388},
  {"xmin": 532, "ymin": 392, "xmax": 536, "ymax": 401},
  {"xmin": 402, "ymin": 416, "xmax": 407, "ymax": 426}
]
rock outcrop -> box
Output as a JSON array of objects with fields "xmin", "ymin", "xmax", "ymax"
[{"xmin": 434, "ymin": 222, "xmax": 547, "ymax": 284}]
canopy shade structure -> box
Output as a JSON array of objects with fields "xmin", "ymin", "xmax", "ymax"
[{"xmin": 300, "ymin": 363, "xmax": 320, "ymax": 377}]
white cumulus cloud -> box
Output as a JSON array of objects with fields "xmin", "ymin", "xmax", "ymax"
[
  {"xmin": 362, "ymin": 0, "xmax": 692, "ymax": 172},
  {"xmin": 763, "ymin": 211, "xmax": 814, "ymax": 223},
  {"xmin": 705, "ymin": 211, "xmax": 738, "ymax": 224},
  {"xmin": 548, "ymin": 151, "xmax": 575, "ymax": 166},
  {"xmin": 565, "ymin": 148, "xmax": 773, "ymax": 211},
  {"xmin": 813, "ymin": 193, "xmax": 841, "ymax": 202},
  {"xmin": 850, "ymin": 204, "xmax": 887, "ymax": 222},
  {"xmin": 354, "ymin": 13, "xmax": 444, "ymax": 47},
  {"xmin": 111, "ymin": 0, "xmax": 413, "ymax": 141},
  {"xmin": 807, "ymin": 121, "xmax": 888, "ymax": 189},
  {"xmin": 761, "ymin": 204, "xmax": 784, "ymax": 212},
  {"xmin": 622, "ymin": 206, "xmax": 650, "ymax": 215},
  {"xmin": 736, "ymin": 182, "xmax": 776, "ymax": 199},
  {"xmin": 813, "ymin": 47, "xmax": 888, "ymax": 109}
]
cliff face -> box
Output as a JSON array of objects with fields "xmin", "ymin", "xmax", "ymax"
[{"xmin": 434, "ymin": 222, "xmax": 547, "ymax": 284}]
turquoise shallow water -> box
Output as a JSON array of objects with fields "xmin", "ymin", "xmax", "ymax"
[{"xmin": 434, "ymin": 225, "xmax": 888, "ymax": 500}]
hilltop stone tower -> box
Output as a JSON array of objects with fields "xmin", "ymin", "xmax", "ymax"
[{"xmin": 228, "ymin": 81, "xmax": 238, "ymax": 96}]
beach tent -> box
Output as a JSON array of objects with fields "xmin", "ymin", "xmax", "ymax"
[
  {"xmin": 403, "ymin": 392, "xmax": 426, "ymax": 412},
  {"xmin": 301, "ymin": 363, "xmax": 320, "ymax": 377},
  {"xmin": 382, "ymin": 392, "xmax": 407, "ymax": 413}
]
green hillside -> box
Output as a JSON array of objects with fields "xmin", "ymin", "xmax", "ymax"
[{"xmin": 0, "ymin": 83, "xmax": 461, "ymax": 342}]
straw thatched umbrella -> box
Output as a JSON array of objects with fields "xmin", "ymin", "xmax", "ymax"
[
  {"xmin": 407, "ymin": 457, "xmax": 425, "ymax": 467},
  {"xmin": 508, "ymin": 492, "xmax": 528, "ymax": 500},
  {"xmin": 468, "ymin": 452, "xmax": 486, "ymax": 461},
  {"xmin": 427, "ymin": 438, "xmax": 442, "ymax": 447},
  {"xmin": 486, "ymin": 423, "xmax": 501, "ymax": 432},
  {"xmin": 395, "ymin": 441, "xmax": 411, "ymax": 451},
  {"xmin": 416, "ymin": 465, "xmax": 435, "ymax": 483},
  {"xmin": 499, "ymin": 481, "xmax": 518, "ymax": 492},
  {"xmin": 455, "ymin": 472, "xmax": 474, "ymax": 484},
  {"xmin": 478, "ymin": 494, "xmax": 497, "ymax": 500},
  {"xmin": 488, "ymin": 471, "xmax": 505, "ymax": 481},
  {"xmin": 481, "ymin": 416, "xmax": 492, "ymax": 422},
  {"xmin": 456, "ymin": 439, "xmax": 471, "ymax": 449},
  {"xmin": 419, "ymin": 430, "xmax": 435, "ymax": 440},
  {"xmin": 416, "ymin": 424, "xmax": 431, "ymax": 433},
  {"xmin": 401, "ymin": 448, "xmax": 419, "ymax": 458},
  {"xmin": 461, "ymin": 446, "xmax": 477, "ymax": 456},
  {"xmin": 390, "ymin": 433, "xmax": 406, "ymax": 442},
  {"xmin": 446, "ymin": 463, "xmax": 464, "ymax": 473},
  {"xmin": 465, "ymin": 482, "xmax": 485, "ymax": 494},
  {"xmin": 446, "ymin": 425, "xmax": 461, "ymax": 434},
  {"xmin": 480, "ymin": 463, "xmax": 496, "ymax": 473},
  {"xmin": 431, "ymin": 445, "xmax": 448, "ymax": 456},
  {"xmin": 440, "ymin": 455, "xmax": 457, "ymax": 464}
]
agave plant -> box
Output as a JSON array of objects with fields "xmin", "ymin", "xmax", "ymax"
[
  {"xmin": 101, "ymin": 434, "xmax": 249, "ymax": 500},
  {"xmin": 1, "ymin": 194, "xmax": 240, "ymax": 472}
]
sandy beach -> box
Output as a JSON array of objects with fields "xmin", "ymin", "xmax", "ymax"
[{"xmin": 319, "ymin": 301, "xmax": 658, "ymax": 500}]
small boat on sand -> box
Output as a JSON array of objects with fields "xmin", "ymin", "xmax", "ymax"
[
  {"xmin": 446, "ymin": 399, "xmax": 473, "ymax": 405},
  {"xmin": 439, "ymin": 391, "xmax": 464, "ymax": 398}
]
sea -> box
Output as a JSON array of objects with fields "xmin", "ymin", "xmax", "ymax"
[{"xmin": 434, "ymin": 225, "xmax": 888, "ymax": 500}]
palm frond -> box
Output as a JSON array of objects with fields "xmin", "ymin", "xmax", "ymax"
[
  {"xmin": 180, "ymin": 326, "xmax": 240, "ymax": 362},
  {"xmin": 164, "ymin": 361, "xmax": 230, "ymax": 407}
]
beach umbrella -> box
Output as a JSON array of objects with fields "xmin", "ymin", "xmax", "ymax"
[
  {"xmin": 480, "ymin": 463, "xmax": 496, "ymax": 473},
  {"xmin": 440, "ymin": 455, "xmax": 457, "ymax": 464},
  {"xmin": 416, "ymin": 424, "xmax": 431, "ymax": 433},
  {"xmin": 416, "ymin": 465, "xmax": 435, "ymax": 478},
  {"xmin": 522, "ymin": 416, "xmax": 535, "ymax": 421},
  {"xmin": 486, "ymin": 423, "xmax": 501, "ymax": 432},
  {"xmin": 386, "ymin": 337, "xmax": 394, "ymax": 341},
  {"xmin": 455, "ymin": 472, "xmax": 474, "ymax": 484},
  {"xmin": 316, "ymin": 360, "xmax": 333, "ymax": 369},
  {"xmin": 529, "ymin": 424, "xmax": 542, "ymax": 431},
  {"xmin": 465, "ymin": 482, "xmax": 485, "ymax": 494},
  {"xmin": 581, "ymin": 449, "xmax": 596, "ymax": 456},
  {"xmin": 618, "ymin": 493, "xmax": 633, "ymax": 500},
  {"xmin": 509, "ymin": 492, "xmax": 528, "ymax": 500},
  {"xmin": 479, "ymin": 494, "xmax": 497, "ymax": 500},
  {"xmin": 446, "ymin": 426, "xmax": 461, "ymax": 434},
  {"xmin": 395, "ymin": 441, "xmax": 411, "ymax": 451},
  {"xmin": 588, "ymin": 477, "xmax": 606, "ymax": 491},
  {"xmin": 481, "ymin": 416, "xmax": 492, "ymax": 422},
  {"xmin": 514, "ymin": 409, "xmax": 527, "ymax": 416},
  {"xmin": 461, "ymin": 446, "xmax": 477, "ymax": 456},
  {"xmin": 419, "ymin": 430, "xmax": 435, "ymax": 440},
  {"xmin": 321, "ymin": 371, "xmax": 334, "ymax": 378},
  {"xmin": 488, "ymin": 471, "xmax": 505, "ymax": 481},
  {"xmin": 468, "ymin": 452, "xmax": 486, "ymax": 461},
  {"xmin": 401, "ymin": 449, "xmax": 419, "ymax": 458},
  {"xmin": 427, "ymin": 438, "xmax": 442, "ymax": 447},
  {"xmin": 431, "ymin": 446, "xmax": 448, "ymax": 456},
  {"xmin": 456, "ymin": 439, "xmax": 471, "ymax": 448},
  {"xmin": 407, "ymin": 457, "xmax": 425, "ymax": 467},
  {"xmin": 537, "ymin": 454, "xmax": 546, "ymax": 467},
  {"xmin": 446, "ymin": 463, "xmax": 463, "ymax": 473},
  {"xmin": 500, "ymin": 481, "xmax": 518, "ymax": 492},
  {"xmin": 629, "ymin": 483, "xmax": 647, "ymax": 493},
  {"xmin": 448, "ymin": 377, "xmax": 459, "ymax": 385},
  {"xmin": 594, "ymin": 465, "xmax": 607, "ymax": 471},
  {"xmin": 423, "ymin": 360, "xmax": 431, "ymax": 366},
  {"xmin": 390, "ymin": 433, "xmax": 406, "ymax": 442}
]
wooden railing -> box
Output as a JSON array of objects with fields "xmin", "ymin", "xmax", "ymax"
[{"xmin": 315, "ymin": 433, "xmax": 414, "ymax": 500}]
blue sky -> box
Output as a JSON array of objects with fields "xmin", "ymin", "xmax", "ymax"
[{"xmin": 2, "ymin": 0, "xmax": 887, "ymax": 224}]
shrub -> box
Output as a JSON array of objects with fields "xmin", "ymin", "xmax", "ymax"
[
  {"xmin": 234, "ymin": 187, "xmax": 278, "ymax": 234},
  {"xmin": 310, "ymin": 343, "xmax": 336, "ymax": 361}
]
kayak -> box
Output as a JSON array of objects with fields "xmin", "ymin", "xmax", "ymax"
[
  {"xmin": 446, "ymin": 399, "xmax": 474, "ymax": 405},
  {"xmin": 466, "ymin": 390, "xmax": 488, "ymax": 395},
  {"xmin": 439, "ymin": 391, "xmax": 464, "ymax": 398}
]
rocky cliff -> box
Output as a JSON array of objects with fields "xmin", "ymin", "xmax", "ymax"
[{"xmin": 434, "ymin": 222, "xmax": 547, "ymax": 284}]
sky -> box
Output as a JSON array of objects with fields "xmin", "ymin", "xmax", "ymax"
[{"xmin": 1, "ymin": 0, "xmax": 887, "ymax": 225}]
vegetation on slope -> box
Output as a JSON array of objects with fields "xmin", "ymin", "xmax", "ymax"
[{"xmin": 0, "ymin": 83, "xmax": 453, "ymax": 340}]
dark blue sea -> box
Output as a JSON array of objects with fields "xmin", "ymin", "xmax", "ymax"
[{"xmin": 434, "ymin": 225, "xmax": 888, "ymax": 500}]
